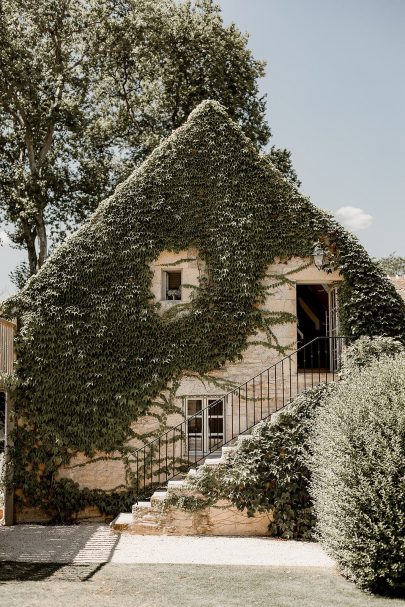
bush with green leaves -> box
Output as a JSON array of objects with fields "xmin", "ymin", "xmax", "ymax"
[
  {"xmin": 310, "ymin": 354, "xmax": 405, "ymax": 594},
  {"xmin": 341, "ymin": 335, "xmax": 404, "ymax": 376}
]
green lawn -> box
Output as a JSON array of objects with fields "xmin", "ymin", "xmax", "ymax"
[{"xmin": 0, "ymin": 563, "xmax": 403, "ymax": 607}]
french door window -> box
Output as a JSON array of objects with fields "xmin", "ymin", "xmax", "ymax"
[{"xmin": 186, "ymin": 397, "xmax": 225, "ymax": 455}]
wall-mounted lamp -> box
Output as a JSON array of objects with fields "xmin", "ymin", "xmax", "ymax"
[{"xmin": 312, "ymin": 242, "xmax": 326, "ymax": 270}]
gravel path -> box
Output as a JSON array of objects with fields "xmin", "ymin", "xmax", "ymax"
[{"xmin": 0, "ymin": 524, "xmax": 335, "ymax": 567}]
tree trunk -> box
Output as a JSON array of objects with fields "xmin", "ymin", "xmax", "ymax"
[
  {"xmin": 35, "ymin": 211, "xmax": 48, "ymax": 269},
  {"xmin": 21, "ymin": 219, "xmax": 38, "ymax": 276}
]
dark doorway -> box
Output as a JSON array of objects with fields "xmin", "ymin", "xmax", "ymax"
[{"xmin": 297, "ymin": 284, "xmax": 329, "ymax": 369}]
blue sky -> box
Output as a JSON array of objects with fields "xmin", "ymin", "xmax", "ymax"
[
  {"xmin": 217, "ymin": 0, "xmax": 404, "ymax": 252},
  {"xmin": 1, "ymin": 0, "xmax": 404, "ymax": 298}
]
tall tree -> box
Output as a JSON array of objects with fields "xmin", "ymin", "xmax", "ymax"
[
  {"xmin": 0, "ymin": 0, "xmax": 95, "ymax": 274},
  {"xmin": 0, "ymin": 0, "xmax": 297, "ymax": 278},
  {"xmin": 375, "ymin": 253, "xmax": 405, "ymax": 276}
]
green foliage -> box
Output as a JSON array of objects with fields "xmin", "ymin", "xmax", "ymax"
[
  {"xmin": 1, "ymin": 101, "xmax": 405, "ymax": 520},
  {"xmin": 0, "ymin": 0, "xmax": 272, "ymax": 275},
  {"xmin": 9, "ymin": 262, "xmax": 31, "ymax": 291},
  {"xmin": 310, "ymin": 355, "xmax": 405, "ymax": 594},
  {"xmin": 334, "ymin": 236, "xmax": 405, "ymax": 341},
  {"xmin": 375, "ymin": 253, "xmax": 405, "ymax": 276},
  {"xmin": 172, "ymin": 383, "xmax": 335, "ymax": 539},
  {"xmin": 224, "ymin": 384, "xmax": 335, "ymax": 539},
  {"xmin": 266, "ymin": 146, "xmax": 301, "ymax": 189},
  {"xmin": 341, "ymin": 336, "xmax": 404, "ymax": 377},
  {"xmin": 0, "ymin": 371, "xmax": 17, "ymax": 392},
  {"xmin": 165, "ymin": 488, "xmax": 214, "ymax": 513}
]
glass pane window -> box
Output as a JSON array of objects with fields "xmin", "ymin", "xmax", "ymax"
[
  {"xmin": 187, "ymin": 399, "xmax": 203, "ymax": 454},
  {"xmin": 187, "ymin": 399, "xmax": 203, "ymax": 416},
  {"xmin": 164, "ymin": 271, "xmax": 182, "ymax": 301},
  {"xmin": 186, "ymin": 397, "xmax": 225, "ymax": 454},
  {"xmin": 188, "ymin": 417, "xmax": 202, "ymax": 433},
  {"xmin": 208, "ymin": 399, "xmax": 224, "ymax": 450},
  {"xmin": 208, "ymin": 417, "xmax": 223, "ymax": 435},
  {"xmin": 208, "ymin": 399, "xmax": 223, "ymax": 416}
]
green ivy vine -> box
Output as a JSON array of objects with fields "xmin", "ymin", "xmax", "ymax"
[{"xmin": 1, "ymin": 101, "xmax": 404, "ymax": 521}]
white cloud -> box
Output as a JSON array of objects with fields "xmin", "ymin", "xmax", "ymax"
[{"xmin": 335, "ymin": 206, "xmax": 373, "ymax": 231}]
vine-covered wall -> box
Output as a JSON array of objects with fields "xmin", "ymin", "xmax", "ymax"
[{"xmin": 1, "ymin": 101, "xmax": 404, "ymax": 520}]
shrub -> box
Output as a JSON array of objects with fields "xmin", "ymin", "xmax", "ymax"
[
  {"xmin": 341, "ymin": 336, "xmax": 404, "ymax": 377},
  {"xmin": 310, "ymin": 354, "xmax": 405, "ymax": 593}
]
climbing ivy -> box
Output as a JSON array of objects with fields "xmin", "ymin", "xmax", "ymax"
[{"xmin": 1, "ymin": 101, "xmax": 404, "ymax": 520}]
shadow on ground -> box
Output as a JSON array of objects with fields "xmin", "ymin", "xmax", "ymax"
[
  {"xmin": 0, "ymin": 561, "xmax": 105, "ymax": 582},
  {"xmin": 0, "ymin": 524, "xmax": 119, "ymax": 564}
]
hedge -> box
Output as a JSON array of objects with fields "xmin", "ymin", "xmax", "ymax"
[{"xmin": 310, "ymin": 354, "xmax": 405, "ymax": 593}]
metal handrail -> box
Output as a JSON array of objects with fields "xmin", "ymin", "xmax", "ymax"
[{"xmin": 131, "ymin": 336, "xmax": 347, "ymax": 499}]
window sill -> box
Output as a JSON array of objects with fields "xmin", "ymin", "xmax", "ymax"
[{"xmin": 161, "ymin": 299, "xmax": 182, "ymax": 304}]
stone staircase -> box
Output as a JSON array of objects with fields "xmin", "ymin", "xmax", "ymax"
[
  {"xmin": 110, "ymin": 337, "xmax": 345, "ymax": 536},
  {"xmin": 112, "ymin": 434, "xmax": 272, "ymax": 536}
]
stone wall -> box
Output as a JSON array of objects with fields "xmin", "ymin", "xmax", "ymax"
[
  {"xmin": 56, "ymin": 253, "xmax": 342, "ymax": 495},
  {"xmin": 130, "ymin": 499, "xmax": 273, "ymax": 537}
]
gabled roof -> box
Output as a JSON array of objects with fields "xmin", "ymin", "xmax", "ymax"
[
  {"xmin": 1, "ymin": 101, "xmax": 404, "ymax": 453},
  {"xmin": 3, "ymin": 99, "xmax": 404, "ymax": 332},
  {"xmin": 5, "ymin": 100, "xmax": 314, "ymax": 306}
]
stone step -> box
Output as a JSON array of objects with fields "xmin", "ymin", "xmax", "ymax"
[
  {"xmin": 132, "ymin": 501, "xmax": 152, "ymax": 515},
  {"xmin": 110, "ymin": 512, "xmax": 132, "ymax": 532},
  {"xmin": 135, "ymin": 521, "xmax": 160, "ymax": 528},
  {"xmin": 203, "ymin": 457, "xmax": 222, "ymax": 466},
  {"xmin": 150, "ymin": 490, "xmax": 168, "ymax": 505},
  {"xmin": 140, "ymin": 514, "xmax": 160, "ymax": 522},
  {"xmin": 134, "ymin": 500, "xmax": 152, "ymax": 508},
  {"xmin": 167, "ymin": 479, "xmax": 187, "ymax": 490}
]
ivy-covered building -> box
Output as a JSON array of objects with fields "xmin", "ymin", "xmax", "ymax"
[{"xmin": 1, "ymin": 101, "xmax": 404, "ymax": 523}]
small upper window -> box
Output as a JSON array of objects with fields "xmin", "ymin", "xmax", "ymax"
[{"xmin": 163, "ymin": 270, "xmax": 182, "ymax": 301}]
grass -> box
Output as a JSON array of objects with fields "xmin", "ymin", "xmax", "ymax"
[{"xmin": 0, "ymin": 563, "xmax": 404, "ymax": 607}]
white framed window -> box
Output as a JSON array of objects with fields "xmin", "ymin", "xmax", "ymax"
[
  {"xmin": 185, "ymin": 396, "xmax": 225, "ymax": 455},
  {"xmin": 162, "ymin": 270, "xmax": 182, "ymax": 301}
]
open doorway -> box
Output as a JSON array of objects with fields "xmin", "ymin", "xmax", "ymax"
[{"xmin": 296, "ymin": 284, "xmax": 330, "ymax": 369}]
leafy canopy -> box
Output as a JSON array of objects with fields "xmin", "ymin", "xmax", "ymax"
[
  {"xmin": 375, "ymin": 253, "xmax": 405, "ymax": 276},
  {"xmin": 1, "ymin": 0, "xmax": 295, "ymax": 278}
]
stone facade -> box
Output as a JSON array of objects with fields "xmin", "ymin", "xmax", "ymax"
[
  {"xmin": 129, "ymin": 499, "xmax": 272, "ymax": 537},
  {"xmin": 390, "ymin": 277, "xmax": 405, "ymax": 302},
  {"xmin": 56, "ymin": 252, "xmax": 342, "ymax": 496}
]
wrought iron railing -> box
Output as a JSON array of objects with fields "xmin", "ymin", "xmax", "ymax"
[{"xmin": 132, "ymin": 336, "xmax": 347, "ymax": 499}]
